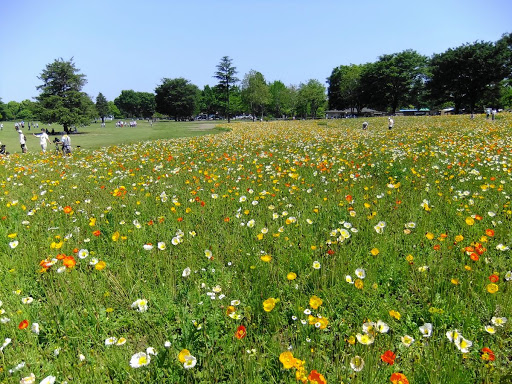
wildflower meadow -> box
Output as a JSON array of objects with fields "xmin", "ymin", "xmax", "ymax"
[{"xmin": 0, "ymin": 115, "xmax": 511, "ymax": 383}]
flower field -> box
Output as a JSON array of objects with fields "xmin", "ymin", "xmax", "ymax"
[{"xmin": 0, "ymin": 115, "xmax": 511, "ymax": 383}]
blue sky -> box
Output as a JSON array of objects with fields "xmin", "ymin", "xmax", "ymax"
[{"xmin": 1, "ymin": 0, "xmax": 510, "ymax": 103}]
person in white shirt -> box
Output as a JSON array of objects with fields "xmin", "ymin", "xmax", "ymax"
[
  {"xmin": 388, "ymin": 117, "xmax": 394, "ymax": 130},
  {"xmin": 16, "ymin": 127, "xmax": 27, "ymax": 153},
  {"xmin": 33, "ymin": 128, "xmax": 51, "ymax": 153}
]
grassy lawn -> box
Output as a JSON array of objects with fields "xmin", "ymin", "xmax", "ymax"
[{"xmin": 0, "ymin": 120, "xmax": 227, "ymax": 153}]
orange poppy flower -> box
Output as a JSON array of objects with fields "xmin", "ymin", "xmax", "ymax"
[
  {"xmin": 485, "ymin": 229, "xmax": 495, "ymax": 237},
  {"xmin": 19, "ymin": 319, "xmax": 29, "ymax": 330},
  {"xmin": 381, "ymin": 350, "xmax": 396, "ymax": 365},
  {"xmin": 62, "ymin": 255, "xmax": 76, "ymax": 268},
  {"xmin": 235, "ymin": 325, "xmax": 246, "ymax": 340},
  {"xmin": 470, "ymin": 253, "xmax": 479, "ymax": 261},
  {"xmin": 93, "ymin": 230, "xmax": 101, "ymax": 236},
  {"xmin": 489, "ymin": 274, "xmax": 499, "ymax": 283},
  {"xmin": 390, "ymin": 372, "xmax": 409, "ymax": 384},
  {"xmin": 63, "ymin": 206, "xmax": 73, "ymax": 214},
  {"xmin": 307, "ymin": 370, "xmax": 327, "ymax": 384}
]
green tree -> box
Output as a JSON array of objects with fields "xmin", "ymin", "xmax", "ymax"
[
  {"xmin": 296, "ymin": 80, "xmax": 326, "ymax": 119},
  {"xmin": 214, "ymin": 56, "xmax": 239, "ymax": 123},
  {"xmin": 155, "ymin": 78, "xmax": 199, "ymax": 121},
  {"xmin": 108, "ymin": 101, "xmax": 122, "ymax": 119},
  {"xmin": 360, "ymin": 50, "xmax": 428, "ymax": 113},
  {"xmin": 500, "ymin": 82, "xmax": 512, "ymax": 108},
  {"xmin": 95, "ymin": 93, "xmax": 109, "ymax": 123},
  {"xmin": 428, "ymin": 40, "xmax": 509, "ymax": 113},
  {"xmin": 36, "ymin": 58, "xmax": 94, "ymax": 132},
  {"xmin": 5, "ymin": 101, "xmax": 20, "ymax": 120},
  {"xmin": 241, "ymin": 70, "xmax": 270, "ymax": 120},
  {"xmin": 199, "ymin": 85, "xmax": 219, "ymax": 117},
  {"xmin": 17, "ymin": 99, "xmax": 37, "ymax": 121},
  {"xmin": 114, "ymin": 90, "xmax": 139, "ymax": 118},
  {"xmin": 0, "ymin": 98, "xmax": 5, "ymax": 120},
  {"xmin": 137, "ymin": 92, "xmax": 156, "ymax": 119},
  {"xmin": 268, "ymin": 81, "xmax": 293, "ymax": 118},
  {"xmin": 327, "ymin": 64, "xmax": 366, "ymax": 113}
]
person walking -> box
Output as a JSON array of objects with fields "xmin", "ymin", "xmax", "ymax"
[{"xmin": 33, "ymin": 128, "xmax": 51, "ymax": 153}]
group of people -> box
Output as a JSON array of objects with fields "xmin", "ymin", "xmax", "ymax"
[
  {"xmin": 7, "ymin": 125, "xmax": 72, "ymax": 155},
  {"xmin": 362, "ymin": 117, "xmax": 394, "ymax": 130},
  {"xmin": 115, "ymin": 120, "xmax": 137, "ymax": 128}
]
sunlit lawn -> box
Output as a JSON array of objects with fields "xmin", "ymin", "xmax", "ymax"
[
  {"xmin": 0, "ymin": 120, "xmax": 225, "ymax": 153},
  {"xmin": 0, "ymin": 114, "xmax": 511, "ymax": 383}
]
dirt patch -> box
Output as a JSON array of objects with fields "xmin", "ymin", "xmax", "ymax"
[{"xmin": 190, "ymin": 123, "xmax": 219, "ymax": 131}]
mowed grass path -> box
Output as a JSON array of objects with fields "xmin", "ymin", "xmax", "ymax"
[{"xmin": 0, "ymin": 120, "xmax": 226, "ymax": 153}]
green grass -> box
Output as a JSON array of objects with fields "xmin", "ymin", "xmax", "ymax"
[
  {"xmin": 0, "ymin": 114, "xmax": 511, "ymax": 383},
  {"xmin": 0, "ymin": 120, "xmax": 226, "ymax": 153}
]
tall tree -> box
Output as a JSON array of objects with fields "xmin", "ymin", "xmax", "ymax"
[
  {"xmin": 268, "ymin": 81, "xmax": 292, "ymax": 118},
  {"xmin": 95, "ymin": 93, "xmax": 109, "ymax": 123},
  {"xmin": 155, "ymin": 78, "xmax": 199, "ymax": 121},
  {"xmin": 36, "ymin": 58, "xmax": 94, "ymax": 132},
  {"xmin": 360, "ymin": 50, "xmax": 428, "ymax": 113},
  {"xmin": 114, "ymin": 90, "xmax": 140, "ymax": 118},
  {"xmin": 296, "ymin": 79, "xmax": 326, "ymax": 119},
  {"xmin": 327, "ymin": 64, "xmax": 366, "ymax": 113},
  {"xmin": 199, "ymin": 85, "xmax": 219, "ymax": 117},
  {"xmin": 241, "ymin": 70, "xmax": 270, "ymax": 120},
  {"xmin": 214, "ymin": 56, "xmax": 239, "ymax": 122},
  {"xmin": 107, "ymin": 101, "xmax": 122, "ymax": 119},
  {"xmin": 428, "ymin": 41, "xmax": 509, "ymax": 113},
  {"xmin": 137, "ymin": 92, "xmax": 156, "ymax": 119}
]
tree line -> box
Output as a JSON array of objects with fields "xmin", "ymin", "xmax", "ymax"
[
  {"xmin": 328, "ymin": 33, "xmax": 512, "ymax": 115},
  {"xmin": 0, "ymin": 33, "xmax": 510, "ymax": 128}
]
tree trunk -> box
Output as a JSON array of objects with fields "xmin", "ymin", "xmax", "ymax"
[{"xmin": 226, "ymin": 85, "xmax": 231, "ymax": 123}]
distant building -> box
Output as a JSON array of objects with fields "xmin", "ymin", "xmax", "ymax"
[
  {"xmin": 325, "ymin": 108, "xmax": 385, "ymax": 118},
  {"xmin": 398, "ymin": 108, "xmax": 431, "ymax": 116},
  {"xmin": 440, "ymin": 107, "xmax": 455, "ymax": 115}
]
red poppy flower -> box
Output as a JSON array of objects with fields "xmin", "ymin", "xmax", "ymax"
[
  {"xmin": 235, "ymin": 325, "xmax": 246, "ymax": 340},
  {"xmin": 381, "ymin": 350, "xmax": 396, "ymax": 365},
  {"xmin": 93, "ymin": 230, "xmax": 101, "ymax": 236},
  {"xmin": 327, "ymin": 249, "xmax": 335, "ymax": 255},
  {"xmin": 489, "ymin": 274, "xmax": 499, "ymax": 283},
  {"xmin": 470, "ymin": 253, "xmax": 479, "ymax": 261},
  {"xmin": 481, "ymin": 347, "xmax": 495, "ymax": 361},
  {"xmin": 19, "ymin": 320, "xmax": 29, "ymax": 330}
]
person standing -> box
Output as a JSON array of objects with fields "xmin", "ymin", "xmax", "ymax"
[
  {"xmin": 362, "ymin": 121, "xmax": 368, "ymax": 130},
  {"xmin": 388, "ymin": 117, "xmax": 394, "ymax": 130},
  {"xmin": 61, "ymin": 132, "xmax": 72, "ymax": 155},
  {"xmin": 33, "ymin": 128, "xmax": 51, "ymax": 153},
  {"xmin": 16, "ymin": 127, "xmax": 27, "ymax": 153}
]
